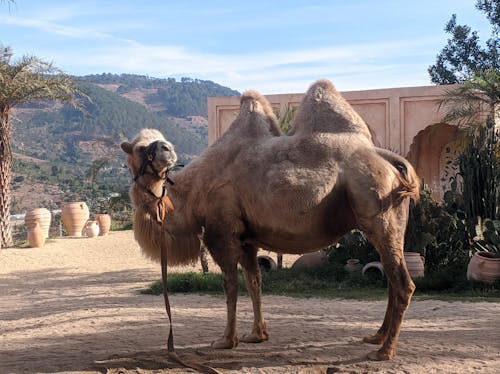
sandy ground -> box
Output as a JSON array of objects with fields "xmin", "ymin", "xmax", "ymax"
[{"xmin": 1, "ymin": 230, "xmax": 499, "ymax": 374}]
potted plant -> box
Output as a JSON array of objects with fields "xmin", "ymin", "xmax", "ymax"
[{"xmin": 467, "ymin": 219, "xmax": 500, "ymax": 283}]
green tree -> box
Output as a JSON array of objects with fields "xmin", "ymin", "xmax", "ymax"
[
  {"xmin": 439, "ymin": 68, "xmax": 499, "ymax": 244},
  {"xmin": 428, "ymin": 0, "xmax": 499, "ymax": 85},
  {"xmin": 0, "ymin": 49, "xmax": 83, "ymax": 248}
]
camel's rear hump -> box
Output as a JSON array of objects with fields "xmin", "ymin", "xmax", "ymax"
[{"xmin": 289, "ymin": 79, "xmax": 372, "ymax": 141}]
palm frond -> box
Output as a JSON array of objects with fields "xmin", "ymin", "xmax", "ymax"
[
  {"xmin": 439, "ymin": 69, "xmax": 500, "ymax": 130},
  {"xmin": 0, "ymin": 54, "xmax": 88, "ymax": 110}
]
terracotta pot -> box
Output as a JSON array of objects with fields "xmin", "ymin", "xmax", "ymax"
[
  {"xmin": 467, "ymin": 251, "xmax": 500, "ymax": 284},
  {"xmin": 362, "ymin": 261, "xmax": 385, "ymax": 278},
  {"xmin": 292, "ymin": 250, "xmax": 328, "ymax": 269},
  {"xmin": 27, "ymin": 221, "xmax": 45, "ymax": 248},
  {"xmin": 404, "ymin": 252, "xmax": 425, "ymax": 279},
  {"xmin": 95, "ymin": 213, "xmax": 111, "ymax": 236},
  {"xmin": 61, "ymin": 202, "xmax": 89, "ymax": 237},
  {"xmin": 24, "ymin": 208, "xmax": 51, "ymax": 239},
  {"xmin": 257, "ymin": 255, "xmax": 277, "ymax": 272},
  {"xmin": 345, "ymin": 258, "xmax": 363, "ymax": 272},
  {"xmin": 84, "ymin": 220, "xmax": 100, "ymax": 238}
]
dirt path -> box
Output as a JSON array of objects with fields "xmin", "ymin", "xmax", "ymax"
[{"xmin": 1, "ymin": 231, "xmax": 499, "ymax": 373}]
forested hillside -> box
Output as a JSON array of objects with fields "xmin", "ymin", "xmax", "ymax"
[
  {"xmin": 82, "ymin": 73, "xmax": 239, "ymax": 117},
  {"xmin": 10, "ymin": 75, "xmax": 239, "ymax": 214}
]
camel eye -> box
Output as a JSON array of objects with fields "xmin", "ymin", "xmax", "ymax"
[{"xmin": 161, "ymin": 144, "xmax": 171, "ymax": 151}]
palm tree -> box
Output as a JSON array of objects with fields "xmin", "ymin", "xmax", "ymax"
[
  {"xmin": 440, "ymin": 69, "xmax": 499, "ymax": 133},
  {"xmin": 0, "ymin": 48, "xmax": 84, "ymax": 248}
]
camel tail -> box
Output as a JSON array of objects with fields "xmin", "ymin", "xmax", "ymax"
[{"xmin": 375, "ymin": 148, "xmax": 421, "ymax": 202}]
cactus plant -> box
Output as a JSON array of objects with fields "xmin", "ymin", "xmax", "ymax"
[{"xmin": 474, "ymin": 219, "xmax": 500, "ymax": 255}]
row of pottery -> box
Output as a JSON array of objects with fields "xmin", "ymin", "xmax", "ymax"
[
  {"xmin": 273, "ymin": 251, "xmax": 425, "ymax": 279},
  {"xmin": 236, "ymin": 250, "xmax": 499, "ymax": 284},
  {"xmin": 24, "ymin": 202, "xmax": 111, "ymax": 248},
  {"xmin": 343, "ymin": 252, "xmax": 499, "ymax": 284}
]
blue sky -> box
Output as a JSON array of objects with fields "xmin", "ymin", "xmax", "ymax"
[{"xmin": 0, "ymin": 0, "xmax": 493, "ymax": 94}]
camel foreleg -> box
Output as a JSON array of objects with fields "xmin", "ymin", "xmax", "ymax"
[
  {"xmin": 204, "ymin": 229, "xmax": 241, "ymax": 349},
  {"xmin": 211, "ymin": 265, "xmax": 240, "ymax": 349}
]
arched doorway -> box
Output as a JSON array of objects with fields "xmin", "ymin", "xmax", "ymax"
[{"xmin": 406, "ymin": 123, "xmax": 459, "ymax": 200}]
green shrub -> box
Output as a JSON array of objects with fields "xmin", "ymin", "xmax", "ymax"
[
  {"xmin": 328, "ymin": 230, "xmax": 379, "ymax": 265},
  {"xmin": 414, "ymin": 263, "xmax": 469, "ymax": 292},
  {"xmin": 405, "ymin": 186, "xmax": 471, "ymax": 272}
]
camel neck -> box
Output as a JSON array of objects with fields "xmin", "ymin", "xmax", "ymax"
[{"xmin": 133, "ymin": 179, "xmax": 165, "ymax": 200}]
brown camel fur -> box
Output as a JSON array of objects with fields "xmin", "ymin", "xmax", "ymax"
[{"xmin": 121, "ymin": 79, "xmax": 420, "ymax": 361}]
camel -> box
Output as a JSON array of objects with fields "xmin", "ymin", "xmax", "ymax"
[{"xmin": 121, "ymin": 79, "xmax": 420, "ymax": 361}]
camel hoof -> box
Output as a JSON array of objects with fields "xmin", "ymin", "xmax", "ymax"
[
  {"xmin": 367, "ymin": 349, "xmax": 394, "ymax": 361},
  {"xmin": 363, "ymin": 333, "xmax": 385, "ymax": 345},
  {"xmin": 240, "ymin": 331, "xmax": 269, "ymax": 343},
  {"xmin": 211, "ymin": 337, "xmax": 238, "ymax": 349}
]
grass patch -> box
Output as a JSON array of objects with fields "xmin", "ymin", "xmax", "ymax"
[
  {"xmin": 141, "ymin": 263, "xmax": 387, "ymax": 300},
  {"xmin": 141, "ymin": 262, "xmax": 500, "ymax": 302}
]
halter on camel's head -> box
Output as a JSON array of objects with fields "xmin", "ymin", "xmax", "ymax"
[
  {"xmin": 121, "ymin": 129, "xmax": 178, "ymax": 222},
  {"xmin": 121, "ymin": 129, "xmax": 178, "ymax": 187}
]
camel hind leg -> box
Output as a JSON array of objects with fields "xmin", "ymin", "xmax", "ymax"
[
  {"xmin": 239, "ymin": 243, "xmax": 269, "ymax": 343},
  {"xmin": 363, "ymin": 214, "xmax": 415, "ymax": 360},
  {"xmin": 363, "ymin": 284, "xmax": 395, "ymax": 345}
]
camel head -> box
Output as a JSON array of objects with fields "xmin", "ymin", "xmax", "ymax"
[
  {"xmin": 120, "ymin": 128, "xmax": 201, "ymax": 267},
  {"xmin": 121, "ymin": 129, "xmax": 177, "ymax": 182}
]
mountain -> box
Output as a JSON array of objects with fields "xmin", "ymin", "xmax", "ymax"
[
  {"xmin": 82, "ymin": 73, "xmax": 240, "ymax": 118},
  {"xmin": 10, "ymin": 74, "xmax": 240, "ymax": 214}
]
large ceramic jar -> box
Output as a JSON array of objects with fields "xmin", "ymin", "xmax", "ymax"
[
  {"xmin": 24, "ymin": 208, "xmax": 51, "ymax": 239},
  {"xmin": 257, "ymin": 255, "xmax": 277, "ymax": 272},
  {"xmin": 404, "ymin": 252, "xmax": 425, "ymax": 279},
  {"xmin": 27, "ymin": 221, "xmax": 45, "ymax": 248},
  {"xmin": 345, "ymin": 258, "xmax": 363, "ymax": 272},
  {"xmin": 292, "ymin": 250, "xmax": 328, "ymax": 269},
  {"xmin": 95, "ymin": 213, "xmax": 111, "ymax": 236},
  {"xmin": 61, "ymin": 202, "xmax": 89, "ymax": 237},
  {"xmin": 467, "ymin": 251, "xmax": 500, "ymax": 284}
]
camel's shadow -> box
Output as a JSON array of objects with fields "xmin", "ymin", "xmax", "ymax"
[{"xmin": 92, "ymin": 341, "xmax": 373, "ymax": 373}]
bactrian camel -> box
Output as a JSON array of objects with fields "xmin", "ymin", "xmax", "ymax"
[{"xmin": 121, "ymin": 79, "xmax": 420, "ymax": 361}]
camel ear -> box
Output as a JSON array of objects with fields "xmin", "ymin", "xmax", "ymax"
[{"xmin": 121, "ymin": 141, "xmax": 133, "ymax": 154}]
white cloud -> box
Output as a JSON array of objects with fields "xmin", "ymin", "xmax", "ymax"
[
  {"xmin": 0, "ymin": 14, "xmax": 133, "ymax": 42},
  {"xmin": 47, "ymin": 37, "xmax": 436, "ymax": 93}
]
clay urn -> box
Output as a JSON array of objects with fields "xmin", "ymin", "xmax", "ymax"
[
  {"xmin": 404, "ymin": 252, "xmax": 425, "ymax": 279},
  {"xmin": 24, "ymin": 207, "xmax": 51, "ymax": 239},
  {"xmin": 61, "ymin": 202, "xmax": 90, "ymax": 237},
  {"xmin": 95, "ymin": 213, "xmax": 111, "ymax": 236},
  {"xmin": 467, "ymin": 251, "xmax": 500, "ymax": 284},
  {"xmin": 27, "ymin": 221, "xmax": 45, "ymax": 248}
]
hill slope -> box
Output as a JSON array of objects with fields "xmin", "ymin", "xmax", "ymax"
[
  {"xmin": 82, "ymin": 73, "xmax": 240, "ymax": 118},
  {"xmin": 10, "ymin": 75, "xmax": 240, "ymax": 214}
]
